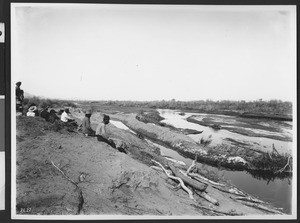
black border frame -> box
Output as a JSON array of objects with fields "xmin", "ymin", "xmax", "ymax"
[{"xmin": 0, "ymin": 0, "xmax": 298, "ymax": 222}]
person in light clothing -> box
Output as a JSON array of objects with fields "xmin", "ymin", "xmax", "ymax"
[
  {"xmin": 96, "ymin": 115, "xmax": 116, "ymax": 148},
  {"xmin": 26, "ymin": 106, "xmax": 38, "ymax": 117},
  {"xmin": 61, "ymin": 108, "xmax": 74, "ymax": 122}
]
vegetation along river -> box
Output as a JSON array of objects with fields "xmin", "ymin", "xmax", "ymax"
[{"xmin": 111, "ymin": 109, "xmax": 293, "ymax": 214}]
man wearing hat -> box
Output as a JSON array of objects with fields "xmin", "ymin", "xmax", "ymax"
[
  {"xmin": 49, "ymin": 109, "xmax": 59, "ymax": 123},
  {"xmin": 26, "ymin": 105, "xmax": 38, "ymax": 117},
  {"xmin": 82, "ymin": 109, "xmax": 95, "ymax": 136},
  {"xmin": 16, "ymin": 81, "xmax": 24, "ymax": 113},
  {"xmin": 96, "ymin": 114, "xmax": 116, "ymax": 148}
]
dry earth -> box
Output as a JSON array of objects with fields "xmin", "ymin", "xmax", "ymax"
[{"xmin": 15, "ymin": 110, "xmax": 283, "ymax": 217}]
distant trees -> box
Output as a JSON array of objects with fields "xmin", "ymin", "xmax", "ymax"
[
  {"xmin": 88, "ymin": 99, "xmax": 292, "ymax": 116},
  {"xmin": 23, "ymin": 96, "xmax": 77, "ymax": 109},
  {"xmin": 23, "ymin": 96, "xmax": 292, "ymax": 116}
]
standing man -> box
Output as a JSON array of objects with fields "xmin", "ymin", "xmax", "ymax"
[
  {"xmin": 15, "ymin": 81, "xmax": 24, "ymax": 113},
  {"xmin": 82, "ymin": 109, "xmax": 95, "ymax": 136}
]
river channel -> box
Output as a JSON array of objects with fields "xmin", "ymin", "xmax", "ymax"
[{"xmin": 110, "ymin": 111, "xmax": 293, "ymax": 214}]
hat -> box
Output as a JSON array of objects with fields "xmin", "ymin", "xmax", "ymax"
[
  {"xmin": 85, "ymin": 109, "xmax": 92, "ymax": 115},
  {"xmin": 28, "ymin": 106, "xmax": 37, "ymax": 112},
  {"xmin": 16, "ymin": 81, "xmax": 22, "ymax": 86},
  {"xmin": 103, "ymin": 114, "xmax": 110, "ymax": 121},
  {"xmin": 49, "ymin": 109, "xmax": 57, "ymax": 114}
]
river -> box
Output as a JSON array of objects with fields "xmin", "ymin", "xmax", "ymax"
[{"xmin": 110, "ymin": 111, "xmax": 293, "ymax": 214}]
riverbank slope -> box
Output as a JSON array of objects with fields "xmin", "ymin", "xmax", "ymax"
[{"xmin": 15, "ymin": 111, "xmax": 285, "ymax": 216}]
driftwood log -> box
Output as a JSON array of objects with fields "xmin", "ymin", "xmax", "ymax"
[
  {"xmin": 168, "ymin": 162, "xmax": 208, "ymax": 192},
  {"xmin": 152, "ymin": 160, "xmax": 195, "ymax": 201},
  {"xmin": 185, "ymin": 155, "xmax": 225, "ymax": 187},
  {"xmin": 230, "ymin": 197, "xmax": 283, "ymax": 215},
  {"xmin": 234, "ymin": 196, "xmax": 265, "ymax": 204},
  {"xmin": 194, "ymin": 191, "xmax": 219, "ymax": 206},
  {"xmin": 191, "ymin": 204, "xmax": 243, "ymax": 216},
  {"xmin": 212, "ymin": 185, "xmax": 247, "ymax": 197},
  {"xmin": 179, "ymin": 169, "xmax": 219, "ymax": 206},
  {"xmin": 188, "ymin": 172, "xmax": 226, "ymax": 187}
]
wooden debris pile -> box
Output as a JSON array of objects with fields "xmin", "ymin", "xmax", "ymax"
[{"xmin": 151, "ymin": 155, "xmax": 285, "ymax": 216}]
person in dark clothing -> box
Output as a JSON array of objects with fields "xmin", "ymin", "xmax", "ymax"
[
  {"xmin": 40, "ymin": 106, "xmax": 50, "ymax": 121},
  {"xmin": 82, "ymin": 109, "xmax": 95, "ymax": 136},
  {"xmin": 16, "ymin": 82, "xmax": 24, "ymax": 113},
  {"xmin": 49, "ymin": 109, "xmax": 59, "ymax": 123}
]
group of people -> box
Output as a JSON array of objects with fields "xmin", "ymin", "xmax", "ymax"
[{"xmin": 16, "ymin": 81, "xmax": 115, "ymax": 148}]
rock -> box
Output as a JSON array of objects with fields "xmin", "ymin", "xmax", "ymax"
[{"xmin": 79, "ymin": 173, "xmax": 86, "ymax": 182}]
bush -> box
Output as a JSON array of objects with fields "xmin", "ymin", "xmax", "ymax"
[{"xmin": 197, "ymin": 135, "xmax": 212, "ymax": 147}]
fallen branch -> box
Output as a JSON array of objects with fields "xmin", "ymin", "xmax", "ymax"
[
  {"xmin": 234, "ymin": 196, "xmax": 265, "ymax": 204},
  {"xmin": 164, "ymin": 157, "xmax": 186, "ymax": 166},
  {"xmin": 186, "ymin": 155, "xmax": 197, "ymax": 174},
  {"xmin": 230, "ymin": 197, "xmax": 283, "ymax": 215},
  {"xmin": 150, "ymin": 165, "xmax": 163, "ymax": 172},
  {"xmin": 194, "ymin": 191, "xmax": 219, "ymax": 206},
  {"xmin": 51, "ymin": 160, "xmax": 84, "ymax": 214},
  {"xmin": 272, "ymin": 144, "xmax": 280, "ymax": 156},
  {"xmin": 275, "ymin": 155, "xmax": 292, "ymax": 173},
  {"xmin": 152, "ymin": 160, "xmax": 195, "ymax": 201},
  {"xmin": 51, "ymin": 160, "xmax": 78, "ymax": 187},
  {"xmin": 179, "ymin": 169, "xmax": 219, "ymax": 206},
  {"xmin": 229, "ymin": 187, "xmax": 248, "ymax": 197},
  {"xmin": 168, "ymin": 163, "xmax": 207, "ymax": 192},
  {"xmin": 191, "ymin": 204, "xmax": 243, "ymax": 216},
  {"xmin": 185, "ymin": 155, "xmax": 225, "ymax": 187},
  {"xmin": 188, "ymin": 172, "xmax": 226, "ymax": 187},
  {"xmin": 212, "ymin": 185, "xmax": 247, "ymax": 197}
]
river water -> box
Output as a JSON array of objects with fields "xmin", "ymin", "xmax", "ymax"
[
  {"xmin": 157, "ymin": 109, "xmax": 293, "ymax": 214},
  {"xmin": 110, "ymin": 111, "xmax": 293, "ymax": 214},
  {"xmin": 158, "ymin": 109, "xmax": 292, "ymax": 155}
]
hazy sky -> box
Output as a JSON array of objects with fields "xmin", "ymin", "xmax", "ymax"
[{"xmin": 11, "ymin": 4, "xmax": 296, "ymax": 102}]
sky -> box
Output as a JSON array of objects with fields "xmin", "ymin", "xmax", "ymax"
[{"xmin": 11, "ymin": 4, "xmax": 296, "ymax": 102}]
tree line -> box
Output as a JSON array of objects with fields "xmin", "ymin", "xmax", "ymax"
[
  {"xmin": 90, "ymin": 99, "xmax": 292, "ymax": 116},
  {"xmin": 23, "ymin": 96, "xmax": 292, "ymax": 116}
]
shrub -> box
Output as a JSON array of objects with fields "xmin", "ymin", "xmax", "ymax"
[{"xmin": 198, "ymin": 135, "xmax": 213, "ymax": 147}]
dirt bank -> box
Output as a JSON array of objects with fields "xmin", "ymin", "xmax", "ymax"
[{"xmin": 15, "ymin": 113, "xmax": 285, "ymax": 216}]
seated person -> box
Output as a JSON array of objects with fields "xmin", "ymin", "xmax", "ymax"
[
  {"xmin": 82, "ymin": 109, "xmax": 95, "ymax": 136},
  {"xmin": 40, "ymin": 106, "xmax": 50, "ymax": 121},
  {"xmin": 96, "ymin": 115, "xmax": 116, "ymax": 148},
  {"xmin": 61, "ymin": 108, "xmax": 75, "ymax": 122},
  {"xmin": 26, "ymin": 105, "xmax": 38, "ymax": 117},
  {"xmin": 49, "ymin": 109, "xmax": 59, "ymax": 123}
]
